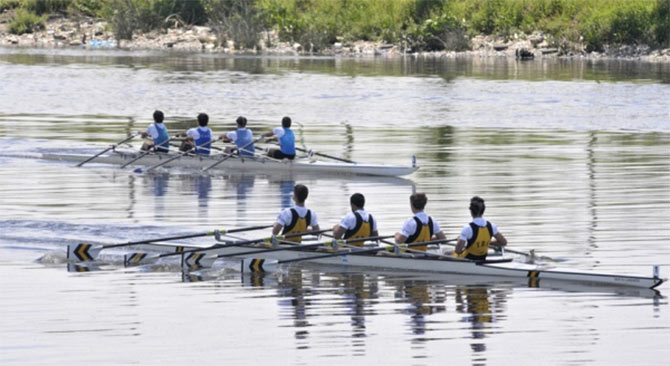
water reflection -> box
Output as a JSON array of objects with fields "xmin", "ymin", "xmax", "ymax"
[
  {"xmin": 275, "ymin": 268, "xmax": 312, "ymax": 344},
  {"xmin": 455, "ymin": 286, "xmax": 496, "ymax": 357},
  {"xmin": 278, "ymin": 179, "xmax": 296, "ymax": 208},
  {"xmin": 2, "ymin": 49, "xmax": 668, "ymax": 83}
]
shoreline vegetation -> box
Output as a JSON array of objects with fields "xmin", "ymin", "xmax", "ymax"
[{"xmin": 0, "ymin": 0, "xmax": 669, "ymax": 62}]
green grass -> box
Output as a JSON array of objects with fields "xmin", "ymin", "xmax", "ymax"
[{"xmin": 4, "ymin": 0, "xmax": 668, "ymax": 51}]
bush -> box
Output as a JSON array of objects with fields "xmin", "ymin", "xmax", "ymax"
[
  {"xmin": 653, "ymin": 0, "xmax": 670, "ymax": 47},
  {"xmin": 23, "ymin": 0, "xmax": 72, "ymax": 15},
  {"xmin": 8, "ymin": 8, "xmax": 46, "ymax": 34},
  {"xmin": 0, "ymin": 0, "xmax": 21, "ymax": 12},
  {"xmin": 206, "ymin": 0, "xmax": 264, "ymax": 50},
  {"xmin": 68, "ymin": 0, "xmax": 104, "ymax": 16}
]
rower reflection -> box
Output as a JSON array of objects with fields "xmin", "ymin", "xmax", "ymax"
[
  {"xmin": 394, "ymin": 280, "xmax": 446, "ymax": 336},
  {"xmin": 148, "ymin": 172, "xmax": 170, "ymax": 197},
  {"xmin": 454, "ymin": 285, "xmax": 509, "ymax": 359},
  {"xmin": 328, "ymin": 272, "xmax": 379, "ymax": 353},
  {"xmin": 142, "ymin": 173, "xmax": 169, "ymax": 219},
  {"xmin": 195, "ymin": 175, "xmax": 212, "ymax": 201},
  {"xmin": 279, "ymin": 179, "xmax": 295, "ymax": 208},
  {"xmin": 276, "ymin": 268, "xmax": 312, "ymax": 343}
]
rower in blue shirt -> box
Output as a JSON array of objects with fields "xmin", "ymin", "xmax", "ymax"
[
  {"xmin": 262, "ymin": 116, "xmax": 296, "ymax": 160},
  {"xmin": 220, "ymin": 116, "xmax": 255, "ymax": 157},
  {"xmin": 140, "ymin": 110, "xmax": 169, "ymax": 153},
  {"xmin": 178, "ymin": 113, "xmax": 213, "ymax": 155}
]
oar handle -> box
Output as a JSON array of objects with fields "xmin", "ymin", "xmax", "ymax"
[
  {"xmin": 146, "ymin": 139, "xmax": 214, "ymax": 171},
  {"xmin": 202, "ymin": 137, "xmax": 263, "ymax": 171}
]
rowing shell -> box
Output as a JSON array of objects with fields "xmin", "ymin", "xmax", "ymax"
[
  {"xmin": 139, "ymin": 243, "xmax": 664, "ymax": 289},
  {"xmin": 42, "ymin": 150, "xmax": 419, "ymax": 177}
]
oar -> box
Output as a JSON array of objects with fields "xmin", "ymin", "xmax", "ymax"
[
  {"xmin": 182, "ymin": 234, "xmax": 393, "ymax": 269},
  {"xmin": 141, "ymin": 139, "xmax": 214, "ymax": 173},
  {"xmin": 76, "ymin": 133, "xmax": 139, "ymax": 167},
  {"xmin": 273, "ymin": 143, "xmax": 356, "ymax": 164},
  {"xmin": 66, "ymin": 224, "xmax": 273, "ymax": 262},
  {"xmin": 125, "ymin": 228, "xmax": 331, "ymax": 266},
  {"xmin": 202, "ymin": 136, "xmax": 264, "ymax": 172}
]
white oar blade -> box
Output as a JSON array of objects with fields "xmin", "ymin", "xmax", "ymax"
[
  {"xmin": 66, "ymin": 243, "xmax": 103, "ymax": 262},
  {"xmin": 181, "ymin": 253, "xmax": 217, "ymax": 269},
  {"xmin": 240, "ymin": 258, "xmax": 279, "ymax": 273},
  {"xmin": 123, "ymin": 252, "xmax": 159, "ymax": 267}
]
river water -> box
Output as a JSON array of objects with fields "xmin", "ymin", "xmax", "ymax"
[{"xmin": 0, "ymin": 48, "xmax": 669, "ymax": 365}]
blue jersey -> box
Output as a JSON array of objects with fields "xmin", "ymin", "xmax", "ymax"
[
  {"xmin": 235, "ymin": 128, "xmax": 254, "ymax": 157},
  {"xmin": 194, "ymin": 127, "xmax": 212, "ymax": 155},
  {"xmin": 154, "ymin": 123, "xmax": 169, "ymax": 153},
  {"xmin": 279, "ymin": 128, "xmax": 295, "ymax": 155}
]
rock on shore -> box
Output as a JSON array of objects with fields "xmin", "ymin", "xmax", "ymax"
[{"xmin": 1, "ymin": 15, "xmax": 669, "ymax": 63}]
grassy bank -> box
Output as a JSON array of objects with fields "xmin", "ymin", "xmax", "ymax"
[{"xmin": 2, "ymin": 0, "xmax": 668, "ymax": 52}]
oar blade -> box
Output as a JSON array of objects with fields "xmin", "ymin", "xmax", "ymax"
[
  {"xmin": 66, "ymin": 243, "xmax": 103, "ymax": 262},
  {"xmin": 240, "ymin": 258, "xmax": 279, "ymax": 273},
  {"xmin": 123, "ymin": 252, "xmax": 160, "ymax": 267},
  {"xmin": 181, "ymin": 252, "xmax": 217, "ymax": 269}
]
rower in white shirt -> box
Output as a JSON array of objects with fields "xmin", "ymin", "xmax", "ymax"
[
  {"xmin": 395, "ymin": 193, "xmax": 446, "ymax": 252},
  {"xmin": 332, "ymin": 193, "xmax": 378, "ymax": 247},
  {"xmin": 272, "ymin": 184, "xmax": 320, "ymax": 244},
  {"xmin": 178, "ymin": 113, "xmax": 213, "ymax": 155}
]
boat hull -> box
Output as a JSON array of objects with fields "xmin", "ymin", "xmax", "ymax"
[
  {"xmin": 43, "ymin": 151, "xmax": 418, "ymax": 177},
  {"xmin": 138, "ymin": 243, "xmax": 664, "ymax": 289}
]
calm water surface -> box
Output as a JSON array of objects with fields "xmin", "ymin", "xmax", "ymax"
[{"xmin": 0, "ymin": 49, "xmax": 669, "ymax": 365}]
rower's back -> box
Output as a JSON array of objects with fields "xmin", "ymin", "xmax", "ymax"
[{"xmin": 273, "ymin": 184, "xmax": 320, "ymax": 243}]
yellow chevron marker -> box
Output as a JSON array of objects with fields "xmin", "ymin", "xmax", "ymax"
[
  {"xmin": 251, "ymin": 258, "xmax": 264, "ymax": 272},
  {"xmin": 75, "ymin": 243, "xmax": 93, "ymax": 261},
  {"xmin": 127, "ymin": 253, "xmax": 146, "ymax": 264}
]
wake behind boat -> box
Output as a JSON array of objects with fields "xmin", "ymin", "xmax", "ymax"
[{"xmin": 43, "ymin": 147, "xmax": 418, "ymax": 177}]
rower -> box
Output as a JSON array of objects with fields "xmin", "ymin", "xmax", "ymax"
[
  {"xmin": 178, "ymin": 113, "xmax": 213, "ymax": 155},
  {"xmin": 140, "ymin": 110, "xmax": 169, "ymax": 153},
  {"xmin": 272, "ymin": 184, "xmax": 320, "ymax": 244},
  {"xmin": 220, "ymin": 116, "xmax": 255, "ymax": 157},
  {"xmin": 332, "ymin": 193, "xmax": 378, "ymax": 247},
  {"xmin": 262, "ymin": 116, "xmax": 296, "ymax": 160},
  {"xmin": 395, "ymin": 193, "xmax": 446, "ymax": 252},
  {"xmin": 453, "ymin": 196, "xmax": 507, "ymax": 260}
]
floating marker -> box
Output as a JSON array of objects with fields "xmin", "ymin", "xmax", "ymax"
[{"xmin": 241, "ymin": 258, "xmax": 279, "ymax": 272}]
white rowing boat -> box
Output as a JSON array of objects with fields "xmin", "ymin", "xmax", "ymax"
[
  {"xmin": 128, "ymin": 242, "xmax": 664, "ymax": 289},
  {"xmin": 42, "ymin": 150, "xmax": 419, "ymax": 177}
]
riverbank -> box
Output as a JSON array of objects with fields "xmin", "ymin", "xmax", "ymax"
[{"xmin": 1, "ymin": 14, "xmax": 669, "ymax": 62}]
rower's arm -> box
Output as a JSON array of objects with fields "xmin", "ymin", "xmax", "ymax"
[
  {"xmin": 492, "ymin": 232, "xmax": 507, "ymax": 247},
  {"xmin": 395, "ymin": 233, "xmax": 407, "ymax": 244},
  {"xmin": 332, "ymin": 224, "xmax": 346, "ymax": 239},
  {"xmin": 433, "ymin": 231, "xmax": 447, "ymax": 241},
  {"xmin": 454, "ymin": 238, "xmax": 466, "ymax": 254},
  {"xmin": 272, "ymin": 223, "xmax": 283, "ymax": 236}
]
